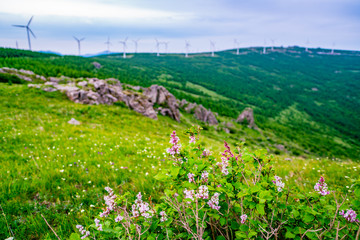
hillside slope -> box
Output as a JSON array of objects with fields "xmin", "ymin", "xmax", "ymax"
[{"xmin": 0, "ymin": 47, "xmax": 359, "ymax": 159}]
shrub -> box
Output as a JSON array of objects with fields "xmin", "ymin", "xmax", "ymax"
[{"xmin": 72, "ymin": 128, "xmax": 360, "ymax": 239}]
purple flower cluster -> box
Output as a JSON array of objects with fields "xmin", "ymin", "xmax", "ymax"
[
  {"xmin": 314, "ymin": 176, "xmax": 330, "ymax": 196},
  {"xmin": 240, "ymin": 214, "xmax": 248, "ymax": 224},
  {"xmin": 201, "ymin": 171, "xmax": 209, "ymax": 183},
  {"xmin": 115, "ymin": 215, "xmax": 123, "ymax": 222},
  {"xmin": 339, "ymin": 209, "xmax": 359, "ymax": 223},
  {"xmin": 202, "ymin": 149, "xmax": 211, "ymax": 157},
  {"xmin": 188, "ymin": 173, "xmax": 195, "ymax": 183},
  {"xmin": 207, "ymin": 192, "xmax": 221, "ymax": 210},
  {"xmin": 167, "ymin": 131, "xmax": 181, "ymax": 155},
  {"xmin": 273, "ymin": 176, "xmax": 285, "ymax": 192},
  {"xmin": 100, "ymin": 187, "xmax": 117, "ymax": 217},
  {"xmin": 94, "ymin": 218, "xmax": 103, "ymax": 231},
  {"xmin": 216, "ymin": 157, "xmax": 229, "ymax": 175},
  {"xmin": 183, "ymin": 189, "xmax": 195, "ymax": 203},
  {"xmin": 132, "ymin": 192, "xmax": 155, "ymax": 219},
  {"xmin": 160, "ymin": 211, "xmax": 168, "ymax": 222},
  {"xmin": 76, "ymin": 225, "xmax": 90, "ymax": 239},
  {"xmin": 189, "ymin": 135, "xmax": 196, "ymax": 143},
  {"xmin": 216, "ymin": 141, "xmax": 235, "ymax": 175},
  {"xmin": 195, "ymin": 185, "xmax": 209, "ymax": 199}
]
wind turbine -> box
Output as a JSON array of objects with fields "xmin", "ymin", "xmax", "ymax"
[
  {"xmin": 16, "ymin": 41, "xmax": 19, "ymax": 49},
  {"xmin": 331, "ymin": 42, "xmax": 335, "ymax": 55},
  {"xmin": 234, "ymin": 39, "xmax": 240, "ymax": 55},
  {"xmin": 73, "ymin": 36, "xmax": 85, "ymax": 56},
  {"xmin": 132, "ymin": 39, "xmax": 140, "ymax": 53},
  {"xmin": 263, "ymin": 39, "xmax": 267, "ymax": 54},
  {"xmin": 155, "ymin": 39, "xmax": 160, "ymax": 56},
  {"xmin": 185, "ymin": 40, "xmax": 191, "ymax": 58},
  {"xmin": 104, "ymin": 36, "xmax": 112, "ymax": 53},
  {"xmin": 305, "ymin": 39, "xmax": 310, "ymax": 52},
  {"xmin": 210, "ymin": 40, "xmax": 216, "ymax": 57},
  {"xmin": 164, "ymin": 41, "xmax": 169, "ymax": 54},
  {"xmin": 119, "ymin": 37, "xmax": 128, "ymax": 58},
  {"xmin": 12, "ymin": 16, "xmax": 36, "ymax": 51},
  {"xmin": 270, "ymin": 39, "xmax": 275, "ymax": 51}
]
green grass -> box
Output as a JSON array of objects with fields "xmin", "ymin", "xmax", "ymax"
[{"xmin": 0, "ymin": 83, "xmax": 359, "ymax": 239}]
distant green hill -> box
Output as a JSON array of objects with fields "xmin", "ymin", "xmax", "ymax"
[{"xmin": 1, "ymin": 47, "xmax": 359, "ymax": 160}]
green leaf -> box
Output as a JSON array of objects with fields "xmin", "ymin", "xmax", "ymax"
[
  {"xmin": 240, "ymin": 224, "xmax": 249, "ymax": 232},
  {"xmin": 303, "ymin": 214, "xmax": 314, "ymax": 223},
  {"xmin": 170, "ymin": 167, "xmax": 180, "ymax": 177},
  {"xmin": 154, "ymin": 173, "xmax": 169, "ymax": 181},
  {"xmin": 256, "ymin": 204, "xmax": 265, "ymax": 215},
  {"xmin": 69, "ymin": 233, "xmax": 81, "ymax": 240},
  {"xmin": 285, "ymin": 230, "xmax": 296, "ymax": 239},
  {"xmin": 231, "ymin": 221, "xmax": 240, "ymax": 230},
  {"xmin": 220, "ymin": 217, "xmax": 226, "ymax": 226},
  {"xmin": 355, "ymin": 189, "xmax": 360, "ymax": 198},
  {"xmin": 216, "ymin": 236, "xmax": 226, "ymax": 240}
]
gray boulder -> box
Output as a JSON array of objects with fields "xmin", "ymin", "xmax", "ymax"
[
  {"xmin": 236, "ymin": 108, "xmax": 257, "ymax": 129},
  {"xmin": 143, "ymin": 85, "xmax": 180, "ymax": 122},
  {"xmin": 194, "ymin": 105, "xmax": 218, "ymax": 125}
]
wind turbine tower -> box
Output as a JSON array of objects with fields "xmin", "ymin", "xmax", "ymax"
[
  {"xmin": 119, "ymin": 37, "xmax": 128, "ymax": 59},
  {"xmin": 234, "ymin": 39, "xmax": 240, "ymax": 55},
  {"xmin": 155, "ymin": 39, "xmax": 160, "ymax": 56},
  {"xmin": 16, "ymin": 41, "xmax": 19, "ymax": 49},
  {"xmin": 305, "ymin": 39, "xmax": 310, "ymax": 52},
  {"xmin": 12, "ymin": 16, "xmax": 36, "ymax": 51},
  {"xmin": 73, "ymin": 36, "xmax": 85, "ymax": 56},
  {"xmin": 210, "ymin": 41, "xmax": 216, "ymax": 57},
  {"xmin": 263, "ymin": 39, "xmax": 267, "ymax": 54},
  {"xmin": 271, "ymin": 39, "xmax": 275, "ymax": 51},
  {"xmin": 331, "ymin": 42, "xmax": 335, "ymax": 55},
  {"xmin": 132, "ymin": 39, "xmax": 140, "ymax": 53},
  {"xmin": 104, "ymin": 36, "xmax": 112, "ymax": 53},
  {"xmin": 164, "ymin": 41, "xmax": 169, "ymax": 54},
  {"xmin": 185, "ymin": 40, "xmax": 191, "ymax": 58}
]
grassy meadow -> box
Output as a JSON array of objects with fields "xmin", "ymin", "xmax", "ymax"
[{"xmin": 0, "ymin": 83, "xmax": 359, "ymax": 239}]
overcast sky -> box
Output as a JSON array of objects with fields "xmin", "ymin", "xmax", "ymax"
[{"xmin": 0, "ymin": 0, "xmax": 359, "ymax": 55}]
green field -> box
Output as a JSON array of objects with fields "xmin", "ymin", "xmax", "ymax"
[{"xmin": 0, "ymin": 48, "xmax": 360, "ymax": 239}]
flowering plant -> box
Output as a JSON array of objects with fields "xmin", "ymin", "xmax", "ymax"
[{"xmin": 72, "ymin": 127, "xmax": 360, "ymax": 239}]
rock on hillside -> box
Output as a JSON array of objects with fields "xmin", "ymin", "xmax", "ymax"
[
  {"xmin": 143, "ymin": 85, "xmax": 180, "ymax": 122},
  {"xmin": 180, "ymin": 100, "xmax": 218, "ymax": 125},
  {"xmin": 236, "ymin": 107, "xmax": 257, "ymax": 129}
]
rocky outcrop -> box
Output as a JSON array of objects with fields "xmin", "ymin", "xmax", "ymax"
[
  {"xmin": 92, "ymin": 62, "xmax": 101, "ymax": 69},
  {"xmin": 179, "ymin": 100, "xmax": 218, "ymax": 125},
  {"xmin": 143, "ymin": 85, "xmax": 180, "ymax": 122},
  {"xmin": 194, "ymin": 105, "xmax": 218, "ymax": 125},
  {"xmin": 236, "ymin": 107, "xmax": 257, "ymax": 129},
  {"xmin": 0, "ymin": 67, "xmax": 47, "ymax": 82}
]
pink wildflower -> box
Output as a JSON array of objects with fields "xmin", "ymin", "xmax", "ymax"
[
  {"xmin": 188, "ymin": 173, "xmax": 195, "ymax": 183},
  {"xmin": 201, "ymin": 171, "xmax": 209, "ymax": 183},
  {"xmin": 167, "ymin": 131, "xmax": 181, "ymax": 156},
  {"xmin": 100, "ymin": 187, "xmax": 117, "ymax": 217},
  {"xmin": 314, "ymin": 176, "xmax": 330, "ymax": 196},
  {"xmin": 115, "ymin": 215, "xmax": 123, "ymax": 222},
  {"xmin": 183, "ymin": 189, "xmax": 195, "ymax": 203},
  {"xmin": 196, "ymin": 185, "xmax": 209, "ymax": 199},
  {"xmin": 340, "ymin": 209, "xmax": 359, "ymax": 223},
  {"xmin": 207, "ymin": 192, "xmax": 221, "ymax": 210},
  {"xmin": 272, "ymin": 176, "xmax": 285, "ymax": 192},
  {"xmin": 240, "ymin": 214, "xmax": 248, "ymax": 224},
  {"xmin": 94, "ymin": 218, "xmax": 103, "ymax": 231},
  {"xmin": 160, "ymin": 211, "xmax": 168, "ymax": 222},
  {"xmin": 189, "ymin": 135, "xmax": 196, "ymax": 143},
  {"xmin": 76, "ymin": 225, "xmax": 90, "ymax": 239}
]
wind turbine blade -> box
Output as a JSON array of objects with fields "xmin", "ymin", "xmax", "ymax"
[
  {"xmin": 27, "ymin": 16, "xmax": 34, "ymax": 26},
  {"xmin": 28, "ymin": 28, "xmax": 36, "ymax": 38},
  {"xmin": 13, "ymin": 25, "xmax": 26, "ymax": 28},
  {"xmin": 73, "ymin": 36, "xmax": 79, "ymax": 41},
  {"xmin": 80, "ymin": 38, "xmax": 85, "ymax": 41}
]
